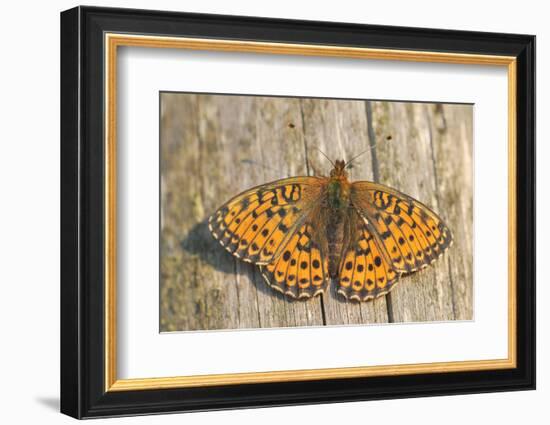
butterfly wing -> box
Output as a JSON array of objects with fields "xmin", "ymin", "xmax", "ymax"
[
  {"xmin": 350, "ymin": 181, "xmax": 453, "ymax": 274},
  {"xmin": 337, "ymin": 210, "xmax": 400, "ymax": 301},
  {"xmin": 208, "ymin": 176, "xmax": 327, "ymax": 265},
  {"xmin": 259, "ymin": 209, "xmax": 329, "ymax": 299}
]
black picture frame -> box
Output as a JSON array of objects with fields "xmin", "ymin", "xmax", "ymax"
[{"xmin": 60, "ymin": 5, "xmax": 535, "ymax": 419}]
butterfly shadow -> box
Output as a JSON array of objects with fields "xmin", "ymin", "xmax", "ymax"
[
  {"xmin": 179, "ymin": 219, "xmax": 236, "ymax": 275},
  {"xmin": 179, "ymin": 219, "xmax": 311, "ymax": 303}
]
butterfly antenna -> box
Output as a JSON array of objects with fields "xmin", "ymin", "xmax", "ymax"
[
  {"xmin": 345, "ymin": 147, "xmax": 374, "ymax": 168},
  {"xmin": 346, "ymin": 135, "xmax": 393, "ymax": 168},
  {"xmin": 311, "ymin": 146, "xmax": 335, "ymax": 167}
]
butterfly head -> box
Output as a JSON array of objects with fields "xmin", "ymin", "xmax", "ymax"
[{"xmin": 329, "ymin": 159, "xmax": 349, "ymax": 179}]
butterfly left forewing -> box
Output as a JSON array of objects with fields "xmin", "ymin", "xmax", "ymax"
[
  {"xmin": 209, "ymin": 176, "xmax": 326, "ymax": 265},
  {"xmin": 350, "ymin": 181, "xmax": 453, "ymax": 273}
]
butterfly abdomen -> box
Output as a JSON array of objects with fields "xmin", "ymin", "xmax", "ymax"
[
  {"xmin": 326, "ymin": 178, "xmax": 351, "ymax": 278},
  {"xmin": 326, "ymin": 211, "xmax": 346, "ymax": 278}
]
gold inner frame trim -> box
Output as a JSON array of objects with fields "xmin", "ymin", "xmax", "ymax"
[{"xmin": 104, "ymin": 33, "xmax": 518, "ymax": 392}]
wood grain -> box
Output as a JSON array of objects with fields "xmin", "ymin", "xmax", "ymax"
[{"xmin": 159, "ymin": 93, "xmax": 473, "ymax": 331}]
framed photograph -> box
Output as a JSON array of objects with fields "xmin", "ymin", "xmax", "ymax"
[{"xmin": 60, "ymin": 6, "xmax": 535, "ymax": 419}]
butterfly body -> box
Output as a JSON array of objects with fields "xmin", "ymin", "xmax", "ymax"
[
  {"xmin": 324, "ymin": 160, "xmax": 352, "ymax": 277},
  {"xmin": 208, "ymin": 158, "xmax": 452, "ymax": 302}
]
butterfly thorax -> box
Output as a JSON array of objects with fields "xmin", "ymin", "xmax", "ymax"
[
  {"xmin": 327, "ymin": 159, "xmax": 351, "ymax": 209},
  {"xmin": 327, "ymin": 179, "xmax": 350, "ymax": 210},
  {"xmin": 326, "ymin": 160, "xmax": 352, "ymax": 277}
]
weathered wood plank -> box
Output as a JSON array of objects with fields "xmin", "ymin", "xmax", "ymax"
[
  {"xmin": 160, "ymin": 93, "xmax": 473, "ymax": 331},
  {"xmin": 161, "ymin": 94, "xmax": 248, "ymax": 332},
  {"xmin": 369, "ymin": 101, "xmax": 472, "ymax": 322},
  {"xmin": 430, "ymin": 104, "xmax": 474, "ymax": 320},
  {"xmin": 247, "ymin": 96, "xmax": 325, "ymax": 328},
  {"xmin": 160, "ymin": 93, "xmax": 325, "ymax": 331},
  {"xmin": 299, "ymin": 98, "xmax": 390, "ymax": 325}
]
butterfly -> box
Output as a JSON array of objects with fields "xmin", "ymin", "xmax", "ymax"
[{"xmin": 208, "ymin": 157, "xmax": 452, "ymax": 302}]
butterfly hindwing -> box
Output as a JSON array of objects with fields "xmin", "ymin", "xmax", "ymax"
[
  {"xmin": 350, "ymin": 182, "xmax": 453, "ymax": 273},
  {"xmin": 259, "ymin": 219, "xmax": 329, "ymax": 299},
  {"xmin": 208, "ymin": 177, "xmax": 326, "ymax": 265},
  {"xmin": 337, "ymin": 211, "xmax": 400, "ymax": 301}
]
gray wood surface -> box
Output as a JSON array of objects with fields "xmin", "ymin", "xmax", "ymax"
[{"xmin": 159, "ymin": 93, "xmax": 473, "ymax": 332}]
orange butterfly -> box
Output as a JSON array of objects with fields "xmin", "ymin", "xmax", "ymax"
[{"xmin": 208, "ymin": 158, "xmax": 452, "ymax": 302}]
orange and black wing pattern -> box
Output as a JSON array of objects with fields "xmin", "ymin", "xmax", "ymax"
[
  {"xmin": 350, "ymin": 181, "xmax": 453, "ymax": 275},
  {"xmin": 259, "ymin": 217, "xmax": 329, "ymax": 299},
  {"xmin": 337, "ymin": 210, "xmax": 400, "ymax": 301},
  {"xmin": 208, "ymin": 177, "xmax": 326, "ymax": 265}
]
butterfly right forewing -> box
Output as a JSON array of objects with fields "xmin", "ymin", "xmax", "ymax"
[{"xmin": 350, "ymin": 181, "xmax": 453, "ymax": 273}]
